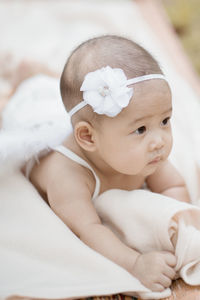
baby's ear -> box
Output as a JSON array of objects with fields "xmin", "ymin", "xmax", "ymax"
[{"xmin": 74, "ymin": 121, "xmax": 97, "ymax": 152}]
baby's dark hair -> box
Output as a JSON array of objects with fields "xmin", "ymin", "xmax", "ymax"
[{"xmin": 60, "ymin": 35, "xmax": 163, "ymax": 123}]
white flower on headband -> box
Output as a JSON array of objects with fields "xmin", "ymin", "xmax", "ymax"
[{"xmin": 80, "ymin": 66, "xmax": 133, "ymax": 117}]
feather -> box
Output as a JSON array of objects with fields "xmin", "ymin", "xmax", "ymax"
[{"xmin": 0, "ymin": 75, "xmax": 72, "ymax": 175}]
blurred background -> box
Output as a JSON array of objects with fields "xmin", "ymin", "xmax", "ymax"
[
  {"xmin": 0, "ymin": 0, "xmax": 200, "ymax": 112},
  {"xmin": 163, "ymin": 0, "xmax": 200, "ymax": 75}
]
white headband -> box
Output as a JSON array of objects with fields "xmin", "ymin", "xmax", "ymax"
[{"xmin": 68, "ymin": 66, "xmax": 166, "ymax": 118}]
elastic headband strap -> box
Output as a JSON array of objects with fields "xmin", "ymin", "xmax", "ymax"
[
  {"xmin": 68, "ymin": 73, "xmax": 166, "ymax": 117},
  {"xmin": 126, "ymin": 74, "xmax": 165, "ymax": 85},
  {"xmin": 68, "ymin": 100, "xmax": 87, "ymax": 117}
]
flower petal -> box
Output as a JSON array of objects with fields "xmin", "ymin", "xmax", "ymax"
[
  {"xmin": 115, "ymin": 94, "xmax": 129, "ymax": 108},
  {"xmin": 103, "ymin": 96, "xmax": 121, "ymax": 117},
  {"xmin": 106, "ymin": 104, "xmax": 122, "ymax": 117},
  {"xmin": 102, "ymin": 95, "xmax": 115, "ymax": 112},
  {"xmin": 101, "ymin": 66, "xmax": 118, "ymax": 89},
  {"xmin": 113, "ymin": 68, "xmax": 127, "ymax": 85},
  {"xmin": 83, "ymin": 90, "xmax": 103, "ymax": 108},
  {"xmin": 111, "ymin": 86, "xmax": 130, "ymax": 99},
  {"xmin": 81, "ymin": 70, "xmax": 104, "ymax": 91}
]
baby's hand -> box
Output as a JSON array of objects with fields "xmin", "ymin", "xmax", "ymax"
[{"xmin": 132, "ymin": 251, "xmax": 176, "ymax": 292}]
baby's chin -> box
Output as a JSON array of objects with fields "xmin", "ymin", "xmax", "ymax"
[{"xmin": 142, "ymin": 160, "xmax": 164, "ymax": 177}]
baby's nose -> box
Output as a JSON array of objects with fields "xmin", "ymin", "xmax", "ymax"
[{"xmin": 149, "ymin": 135, "xmax": 164, "ymax": 152}]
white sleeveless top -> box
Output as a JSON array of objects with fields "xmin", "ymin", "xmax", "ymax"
[{"xmin": 53, "ymin": 145, "xmax": 101, "ymax": 200}]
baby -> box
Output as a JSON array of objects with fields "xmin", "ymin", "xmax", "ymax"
[{"xmin": 29, "ymin": 35, "xmax": 190, "ymax": 292}]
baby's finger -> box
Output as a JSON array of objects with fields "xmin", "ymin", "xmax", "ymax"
[
  {"xmin": 151, "ymin": 283, "xmax": 165, "ymax": 292},
  {"xmin": 164, "ymin": 253, "xmax": 177, "ymax": 267},
  {"xmin": 163, "ymin": 265, "xmax": 176, "ymax": 280},
  {"xmin": 158, "ymin": 275, "xmax": 172, "ymax": 288}
]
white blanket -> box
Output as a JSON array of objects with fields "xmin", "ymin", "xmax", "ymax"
[
  {"xmin": 1, "ymin": 171, "xmax": 200, "ymax": 299},
  {"xmin": 0, "ymin": 171, "xmax": 150, "ymax": 299}
]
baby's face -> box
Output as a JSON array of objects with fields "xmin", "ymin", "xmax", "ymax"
[{"xmin": 95, "ymin": 80, "xmax": 173, "ymax": 177}]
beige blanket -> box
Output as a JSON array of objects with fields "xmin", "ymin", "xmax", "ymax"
[{"xmin": 95, "ymin": 189, "xmax": 200, "ymax": 286}]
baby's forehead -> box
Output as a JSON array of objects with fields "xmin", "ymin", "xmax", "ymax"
[
  {"xmin": 133, "ymin": 78, "xmax": 171, "ymax": 96},
  {"xmin": 131, "ymin": 80, "xmax": 171, "ymax": 105},
  {"xmin": 119, "ymin": 81, "xmax": 172, "ymax": 121}
]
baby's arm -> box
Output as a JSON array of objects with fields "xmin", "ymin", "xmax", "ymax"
[
  {"xmin": 46, "ymin": 163, "xmax": 138, "ymax": 271},
  {"xmin": 45, "ymin": 162, "xmax": 176, "ymax": 292},
  {"xmin": 146, "ymin": 160, "xmax": 190, "ymax": 203}
]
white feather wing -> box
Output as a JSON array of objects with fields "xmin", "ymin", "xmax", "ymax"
[{"xmin": 0, "ymin": 75, "xmax": 71, "ymax": 173}]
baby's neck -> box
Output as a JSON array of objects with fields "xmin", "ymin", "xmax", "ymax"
[{"xmin": 63, "ymin": 134, "xmax": 146, "ymax": 193}]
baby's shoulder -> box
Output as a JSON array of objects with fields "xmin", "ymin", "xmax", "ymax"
[{"xmin": 29, "ymin": 149, "xmax": 95, "ymax": 197}]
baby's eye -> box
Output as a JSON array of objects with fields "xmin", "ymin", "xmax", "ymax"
[
  {"xmin": 134, "ymin": 126, "xmax": 146, "ymax": 135},
  {"xmin": 161, "ymin": 117, "xmax": 170, "ymax": 126}
]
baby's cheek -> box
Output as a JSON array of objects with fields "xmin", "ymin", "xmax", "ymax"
[
  {"xmin": 167, "ymin": 135, "xmax": 173, "ymax": 156},
  {"xmin": 126, "ymin": 151, "xmax": 145, "ymax": 173}
]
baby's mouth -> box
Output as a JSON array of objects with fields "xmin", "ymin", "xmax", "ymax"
[{"xmin": 148, "ymin": 156, "xmax": 161, "ymax": 164}]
